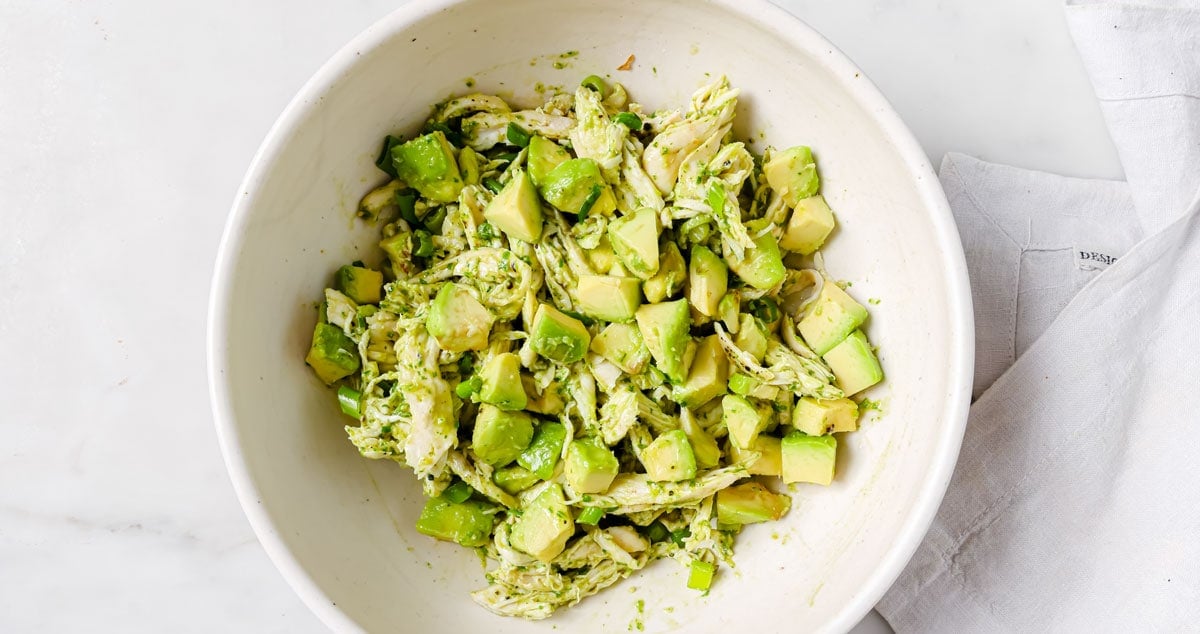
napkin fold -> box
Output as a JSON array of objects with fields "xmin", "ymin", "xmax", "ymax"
[{"xmin": 878, "ymin": 1, "xmax": 1200, "ymax": 630}]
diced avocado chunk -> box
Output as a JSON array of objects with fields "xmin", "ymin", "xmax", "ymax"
[
  {"xmin": 305, "ymin": 323, "xmax": 360, "ymax": 385},
  {"xmin": 492, "ymin": 464, "xmax": 541, "ymax": 495},
  {"xmin": 797, "ymin": 281, "xmax": 868, "ymax": 355},
  {"xmin": 764, "ymin": 145, "xmax": 819, "ymax": 207},
  {"xmin": 635, "ymin": 299, "xmax": 692, "ymax": 384},
  {"xmin": 472, "ymin": 404, "xmax": 534, "ymax": 466},
  {"xmin": 523, "ymin": 376, "xmax": 566, "ymax": 415},
  {"xmin": 590, "ymin": 322, "xmax": 652, "ymax": 374},
  {"xmin": 529, "ymin": 303, "xmax": 591, "ymax": 364},
  {"xmin": 723, "ymin": 394, "xmax": 767, "ymax": 449},
  {"xmin": 716, "ymin": 481, "xmax": 791, "ymax": 525},
  {"xmin": 336, "ymin": 265, "xmax": 384, "ymax": 304},
  {"xmin": 576, "ymin": 275, "xmax": 642, "ymax": 323},
  {"xmin": 608, "ymin": 208, "xmax": 661, "ymax": 280},
  {"xmin": 728, "ymin": 435, "xmax": 783, "ymax": 476},
  {"xmin": 426, "ymin": 283, "xmax": 495, "ymax": 352},
  {"xmin": 792, "ymin": 397, "xmax": 859, "ymax": 435},
  {"xmin": 483, "ymin": 169, "xmax": 543, "ymax": 243},
  {"xmin": 727, "ymin": 221, "xmax": 786, "ymax": 290},
  {"xmin": 822, "ymin": 329, "xmax": 884, "ymax": 396},
  {"xmin": 539, "ymin": 158, "xmax": 617, "ymax": 215},
  {"xmin": 585, "ymin": 236, "xmax": 618, "ymax": 273},
  {"xmin": 564, "ymin": 438, "xmax": 619, "ymax": 494},
  {"xmin": 780, "ymin": 195, "xmax": 836, "ymax": 254},
  {"xmin": 509, "ymin": 483, "xmax": 574, "ymax": 562},
  {"xmin": 517, "ymin": 422, "xmax": 567, "ymax": 479},
  {"xmin": 717, "ymin": 293, "xmax": 740, "ymax": 333},
  {"xmin": 688, "ymin": 245, "xmax": 727, "ymax": 317},
  {"xmin": 672, "ymin": 335, "xmax": 728, "ymax": 408},
  {"xmin": 527, "ymin": 135, "xmax": 570, "ymax": 189},
  {"xmin": 640, "ymin": 429, "xmax": 698, "ymax": 482},
  {"xmin": 781, "ymin": 431, "xmax": 837, "ymax": 485},
  {"xmin": 681, "ymin": 411, "xmax": 722, "ymax": 469},
  {"xmin": 734, "ymin": 314, "xmax": 769, "ymax": 362},
  {"xmin": 478, "ymin": 352, "xmax": 527, "ymax": 411},
  {"xmin": 727, "ymin": 373, "xmax": 779, "ymax": 400},
  {"xmin": 643, "ymin": 242, "xmax": 686, "ymax": 303},
  {"xmin": 391, "ymin": 131, "xmax": 464, "ymax": 204},
  {"xmin": 415, "ymin": 495, "xmax": 495, "ymax": 547}
]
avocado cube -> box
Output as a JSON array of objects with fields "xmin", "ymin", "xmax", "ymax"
[
  {"xmin": 564, "ymin": 438, "xmax": 619, "ymax": 494},
  {"xmin": 608, "ymin": 208, "xmax": 661, "ymax": 280},
  {"xmin": 335, "ymin": 265, "xmax": 384, "ymax": 305},
  {"xmin": 779, "ymin": 195, "xmax": 836, "ymax": 254},
  {"xmin": 426, "ymin": 283, "xmax": 495, "ymax": 353},
  {"xmin": 472, "ymin": 404, "xmax": 534, "ymax": 466},
  {"xmin": 643, "ymin": 242, "xmax": 686, "ymax": 303},
  {"xmin": 478, "ymin": 352, "xmax": 527, "ymax": 411},
  {"xmin": 517, "ymin": 422, "xmax": 568, "ymax": 480},
  {"xmin": 727, "ymin": 223, "xmax": 786, "ymax": 290},
  {"xmin": 733, "ymin": 314, "xmax": 769, "ymax": 362},
  {"xmin": 529, "ymin": 304, "xmax": 591, "ymax": 364},
  {"xmin": 509, "ymin": 483, "xmax": 574, "ymax": 562},
  {"xmin": 764, "ymin": 145, "xmax": 819, "ymax": 207},
  {"xmin": 716, "ymin": 481, "xmax": 791, "ymax": 525},
  {"xmin": 717, "ymin": 293, "xmax": 740, "ymax": 333},
  {"xmin": 576, "ymin": 275, "xmax": 643, "ymax": 323},
  {"xmin": 492, "ymin": 464, "xmax": 541, "ymax": 495},
  {"xmin": 640, "ymin": 429, "xmax": 698, "ymax": 482},
  {"xmin": 687, "ymin": 245, "xmax": 727, "ymax": 317},
  {"xmin": 522, "ymin": 376, "xmax": 566, "ymax": 415},
  {"xmin": 781, "ymin": 431, "xmax": 837, "ymax": 485},
  {"xmin": 797, "ymin": 282, "xmax": 868, "ymax": 355},
  {"xmin": 539, "ymin": 158, "xmax": 617, "ymax": 215},
  {"xmin": 822, "ymin": 330, "xmax": 883, "ymax": 396},
  {"xmin": 681, "ymin": 412, "xmax": 722, "ymax": 469},
  {"xmin": 527, "ymin": 135, "xmax": 571, "ymax": 189},
  {"xmin": 305, "ymin": 322, "xmax": 360, "ymax": 385},
  {"xmin": 792, "ymin": 397, "xmax": 859, "ymax": 435},
  {"xmin": 727, "ymin": 373, "xmax": 779, "ymax": 401},
  {"xmin": 590, "ymin": 322, "xmax": 652, "ymax": 374},
  {"xmin": 391, "ymin": 131, "xmax": 464, "ymax": 204},
  {"xmin": 728, "ymin": 435, "xmax": 783, "ymax": 476},
  {"xmin": 634, "ymin": 299, "xmax": 692, "ymax": 384},
  {"xmin": 585, "ymin": 237, "xmax": 618, "ymax": 273},
  {"xmin": 483, "ymin": 169, "xmax": 544, "ymax": 243},
  {"xmin": 672, "ymin": 335, "xmax": 729, "ymax": 409},
  {"xmin": 723, "ymin": 394, "xmax": 767, "ymax": 449},
  {"xmin": 415, "ymin": 495, "xmax": 495, "ymax": 547}
]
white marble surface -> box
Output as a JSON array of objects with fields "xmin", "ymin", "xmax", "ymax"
[{"xmin": 0, "ymin": 0, "xmax": 1120, "ymax": 631}]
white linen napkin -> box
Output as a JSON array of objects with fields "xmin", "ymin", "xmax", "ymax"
[{"xmin": 877, "ymin": 1, "xmax": 1200, "ymax": 630}]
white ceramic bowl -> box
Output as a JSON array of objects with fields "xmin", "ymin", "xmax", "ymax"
[{"xmin": 208, "ymin": 0, "xmax": 973, "ymax": 631}]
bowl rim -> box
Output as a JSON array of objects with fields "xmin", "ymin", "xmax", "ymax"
[{"xmin": 207, "ymin": 0, "xmax": 974, "ymax": 631}]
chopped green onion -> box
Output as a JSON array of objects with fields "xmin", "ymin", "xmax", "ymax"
[
  {"xmin": 443, "ymin": 481, "xmax": 474, "ymax": 504},
  {"xmin": 580, "ymin": 74, "xmax": 608, "ymax": 95},
  {"xmin": 422, "ymin": 121, "xmax": 462, "ymax": 147},
  {"xmin": 686, "ymin": 560, "xmax": 715, "ymax": 591},
  {"xmin": 505, "ymin": 122, "xmax": 532, "ymax": 148},
  {"xmin": 422, "ymin": 206, "xmax": 447, "ymax": 233},
  {"xmin": 670, "ymin": 527, "xmax": 690, "ymax": 548},
  {"xmin": 458, "ymin": 353, "xmax": 475, "ymax": 375},
  {"xmin": 455, "ymin": 376, "xmax": 482, "ymax": 399},
  {"xmin": 337, "ymin": 385, "xmax": 363, "ymax": 419},
  {"xmin": 577, "ymin": 507, "xmax": 605, "ymax": 525},
  {"xmin": 395, "ymin": 192, "xmax": 420, "ymax": 226},
  {"xmin": 746, "ymin": 297, "xmax": 780, "ymax": 324},
  {"xmin": 615, "ymin": 112, "xmax": 642, "ymax": 130},
  {"xmin": 412, "ymin": 230, "xmax": 436, "ymax": 257},
  {"xmin": 375, "ymin": 135, "xmax": 404, "ymax": 177},
  {"xmin": 645, "ymin": 521, "xmax": 670, "ymax": 543},
  {"xmin": 483, "ymin": 178, "xmax": 504, "ymax": 194},
  {"xmin": 577, "ymin": 184, "xmax": 602, "ymax": 219}
]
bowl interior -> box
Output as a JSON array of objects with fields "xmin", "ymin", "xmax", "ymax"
[{"xmin": 210, "ymin": 1, "xmax": 972, "ymax": 632}]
